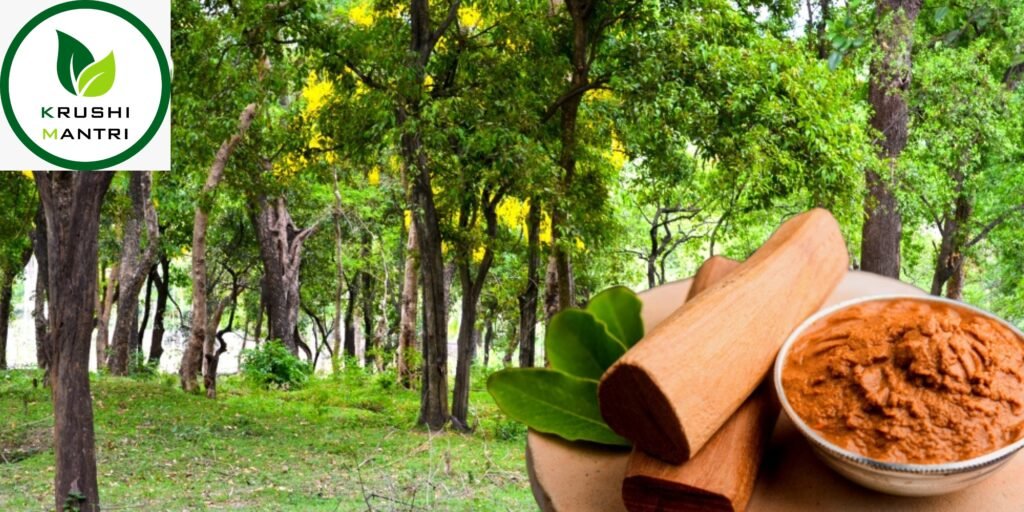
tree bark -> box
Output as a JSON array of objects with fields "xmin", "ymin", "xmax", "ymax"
[
  {"xmin": 148, "ymin": 256, "xmax": 170, "ymax": 365},
  {"xmin": 109, "ymin": 173, "xmax": 159, "ymax": 375},
  {"xmin": 252, "ymin": 195, "xmax": 316, "ymax": 354},
  {"xmin": 181, "ymin": 103, "xmax": 257, "ymax": 392},
  {"xmin": 137, "ymin": 265, "xmax": 154, "ymax": 350},
  {"xmin": 0, "ymin": 244, "xmax": 31, "ymax": 370},
  {"xmin": 503, "ymin": 322, "xmax": 518, "ymax": 366},
  {"xmin": 930, "ymin": 181, "xmax": 971, "ymax": 298},
  {"xmin": 35, "ymin": 171, "xmax": 113, "ymax": 512},
  {"xmin": 204, "ymin": 269, "xmax": 243, "ymax": 399},
  {"xmin": 543, "ymin": 255, "xmax": 559, "ymax": 322},
  {"xmin": 360, "ymin": 232, "xmax": 376, "ymax": 368},
  {"xmin": 344, "ymin": 275, "xmax": 358, "ymax": 360},
  {"xmin": 860, "ymin": 0, "xmax": 921, "ymax": 278},
  {"xmin": 483, "ymin": 315, "xmax": 494, "ymax": 369},
  {"xmin": 331, "ymin": 167, "xmax": 346, "ymax": 373},
  {"xmin": 517, "ymin": 199, "xmax": 541, "ymax": 368},
  {"xmin": 398, "ymin": 223, "xmax": 419, "ymax": 387},
  {"xmin": 32, "ymin": 205, "xmax": 51, "ymax": 373},
  {"xmin": 547, "ymin": 0, "xmax": 595, "ymax": 314},
  {"xmin": 452, "ymin": 190, "xmax": 501, "ymax": 430},
  {"xmin": 0, "ymin": 269, "xmax": 16, "ymax": 370},
  {"xmin": 399, "ymin": 0, "xmax": 460, "ymax": 431},
  {"xmin": 95, "ymin": 263, "xmax": 118, "ymax": 371}
]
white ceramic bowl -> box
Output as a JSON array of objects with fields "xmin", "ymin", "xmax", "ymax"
[{"xmin": 773, "ymin": 295, "xmax": 1024, "ymax": 496}]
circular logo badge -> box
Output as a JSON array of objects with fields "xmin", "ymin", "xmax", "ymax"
[{"xmin": 1, "ymin": 1, "xmax": 171, "ymax": 170}]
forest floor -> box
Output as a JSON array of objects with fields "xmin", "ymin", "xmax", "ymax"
[{"xmin": 0, "ymin": 367, "xmax": 533, "ymax": 511}]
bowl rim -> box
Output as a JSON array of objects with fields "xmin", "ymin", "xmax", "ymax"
[{"xmin": 773, "ymin": 293, "xmax": 1024, "ymax": 475}]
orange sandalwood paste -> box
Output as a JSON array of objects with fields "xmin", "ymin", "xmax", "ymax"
[{"xmin": 783, "ymin": 299, "xmax": 1024, "ymax": 464}]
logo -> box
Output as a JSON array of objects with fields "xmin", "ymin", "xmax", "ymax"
[
  {"xmin": 57, "ymin": 31, "xmax": 116, "ymax": 97},
  {"xmin": 0, "ymin": 0, "xmax": 170, "ymax": 171}
]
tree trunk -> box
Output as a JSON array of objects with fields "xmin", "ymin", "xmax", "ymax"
[
  {"xmin": 33, "ymin": 205, "xmax": 51, "ymax": 373},
  {"xmin": 483, "ymin": 315, "xmax": 494, "ymax": 368},
  {"xmin": 204, "ymin": 272, "xmax": 242, "ymax": 399},
  {"xmin": 360, "ymin": 232, "xmax": 376, "ymax": 368},
  {"xmin": 95, "ymin": 263, "xmax": 118, "ymax": 371},
  {"xmin": 398, "ymin": 224, "xmax": 419, "ymax": 387},
  {"xmin": 503, "ymin": 322, "xmax": 518, "ymax": 366},
  {"xmin": 517, "ymin": 199, "xmax": 541, "ymax": 368},
  {"xmin": 254, "ymin": 275, "xmax": 266, "ymax": 345},
  {"xmin": 35, "ymin": 171, "xmax": 113, "ymax": 512},
  {"xmin": 453, "ymin": 265, "xmax": 477, "ymax": 430},
  {"xmin": 148, "ymin": 256, "xmax": 170, "ymax": 365},
  {"xmin": 946, "ymin": 260, "xmax": 965, "ymax": 300},
  {"xmin": 547, "ymin": 0, "xmax": 594, "ymax": 314},
  {"xmin": 331, "ymin": 168, "xmax": 346, "ymax": 373},
  {"xmin": 860, "ymin": 0, "xmax": 920, "ymax": 278},
  {"xmin": 109, "ymin": 173, "xmax": 159, "ymax": 375},
  {"xmin": 543, "ymin": 256, "xmax": 559, "ymax": 321},
  {"xmin": 0, "ymin": 245, "xmax": 30, "ymax": 370},
  {"xmin": 252, "ymin": 195, "xmax": 316, "ymax": 354},
  {"xmin": 0, "ymin": 269, "xmax": 16, "ymax": 370},
  {"xmin": 451, "ymin": 192, "xmax": 500, "ymax": 430},
  {"xmin": 930, "ymin": 186, "xmax": 971, "ymax": 298},
  {"xmin": 137, "ymin": 265, "xmax": 154, "ymax": 350},
  {"xmin": 181, "ymin": 103, "xmax": 257, "ymax": 392},
  {"xmin": 401, "ymin": 0, "xmax": 458, "ymax": 431},
  {"xmin": 344, "ymin": 275, "xmax": 358, "ymax": 359}
]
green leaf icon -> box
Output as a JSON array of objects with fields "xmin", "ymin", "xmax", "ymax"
[
  {"xmin": 56, "ymin": 31, "xmax": 95, "ymax": 95},
  {"xmin": 77, "ymin": 52, "xmax": 116, "ymax": 97}
]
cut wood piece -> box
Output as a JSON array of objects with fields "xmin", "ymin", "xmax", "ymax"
[
  {"xmin": 623, "ymin": 382, "xmax": 778, "ymax": 511},
  {"xmin": 684, "ymin": 256, "xmax": 738, "ymax": 301},
  {"xmin": 599, "ymin": 209, "xmax": 848, "ymax": 464},
  {"xmin": 623, "ymin": 255, "xmax": 780, "ymax": 512}
]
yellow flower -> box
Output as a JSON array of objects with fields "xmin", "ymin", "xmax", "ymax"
[
  {"xmin": 472, "ymin": 245, "xmax": 486, "ymax": 262},
  {"xmin": 349, "ymin": 4, "xmax": 374, "ymax": 26},
  {"xmin": 459, "ymin": 6, "xmax": 482, "ymax": 28},
  {"xmin": 368, "ymin": 167, "xmax": 381, "ymax": 186}
]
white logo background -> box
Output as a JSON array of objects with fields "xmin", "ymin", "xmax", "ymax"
[{"xmin": 0, "ymin": 0, "xmax": 170, "ymax": 171}]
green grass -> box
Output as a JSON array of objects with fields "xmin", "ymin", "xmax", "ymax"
[{"xmin": 0, "ymin": 367, "xmax": 532, "ymax": 511}]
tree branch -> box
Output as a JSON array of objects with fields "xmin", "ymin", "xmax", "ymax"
[
  {"xmin": 542, "ymin": 75, "xmax": 610, "ymax": 122},
  {"xmin": 966, "ymin": 203, "xmax": 1024, "ymax": 248}
]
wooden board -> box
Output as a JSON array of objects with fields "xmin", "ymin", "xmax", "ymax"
[{"xmin": 526, "ymin": 270, "xmax": 1024, "ymax": 511}]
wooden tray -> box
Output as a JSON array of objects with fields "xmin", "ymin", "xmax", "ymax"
[{"xmin": 526, "ymin": 271, "xmax": 1024, "ymax": 511}]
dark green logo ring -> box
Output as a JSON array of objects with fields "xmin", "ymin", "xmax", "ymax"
[{"xmin": 1, "ymin": 1, "xmax": 170, "ymax": 171}]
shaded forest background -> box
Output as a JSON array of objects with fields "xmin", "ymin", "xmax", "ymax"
[
  {"xmin": 3, "ymin": 0, "xmax": 1024, "ymax": 428},
  {"xmin": 1, "ymin": 0, "xmax": 1024, "ymax": 508}
]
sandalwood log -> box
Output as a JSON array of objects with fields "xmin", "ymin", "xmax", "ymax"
[
  {"xmin": 599, "ymin": 209, "xmax": 847, "ymax": 464},
  {"xmin": 622, "ymin": 256, "xmax": 780, "ymax": 512},
  {"xmin": 622, "ymin": 382, "xmax": 778, "ymax": 512}
]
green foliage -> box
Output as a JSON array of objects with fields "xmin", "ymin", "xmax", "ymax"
[
  {"xmin": 584, "ymin": 286, "xmax": 644, "ymax": 347},
  {"xmin": 487, "ymin": 368, "xmax": 628, "ymax": 446},
  {"xmin": 240, "ymin": 341, "xmax": 312, "ymax": 389},
  {"xmin": 487, "ymin": 287, "xmax": 642, "ymax": 446},
  {"xmin": 0, "ymin": 371, "xmax": 533, "ymax": 510},
  {"xmin": 545, "ymin": 309, "xmax": 627, "ymax": 381}
]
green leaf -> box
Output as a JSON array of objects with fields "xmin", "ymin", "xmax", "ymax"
[
  {"xmin": 77, "ymin": 52, "xmax": 116, "ymax": 97},
  {"xmin": 827, "ymin": 51, "xmax": 843, "ymax": 71},
  {"xmin": 585, "ymin": 286, "xmax": 643, "ymax": 347},
  {"xmin": 487, "ymin": 368, "xmax": 629, "ymax": 446},
  {"xmin": 56, "ymin": 31, "xmax": 94, "ymax": 96},
  {"xmin": 934, "ymin": 6, "xmax": 950, "ymax": 23},
  {"xmin": 546, "ymin": 309, "xmax": 626, "ymax": 381}
]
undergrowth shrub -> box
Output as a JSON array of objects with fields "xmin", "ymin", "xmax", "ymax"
[{"xmin": 240, "ymin": 341, "xmax": 311, "ymax": 389}]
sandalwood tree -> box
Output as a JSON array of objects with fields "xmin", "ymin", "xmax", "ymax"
[{"xmin": 34, "ymin": 171, "xmax": 114, "ymax": 512}]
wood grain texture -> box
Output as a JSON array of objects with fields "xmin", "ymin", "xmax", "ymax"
[
  {"xmin": 622, "ymin": 256, "xmax": 780, "ymax": 512},
  {"xmin": 684, "ymin": 256, "xmax": 739, "ymax": 302},
  {"xmin": 599, "ymin": 209, "xmax": 848, "ymax": 463},
  {"xmin": 623, "ymin": 382, "xmax": 778, "ymax": 511}
]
